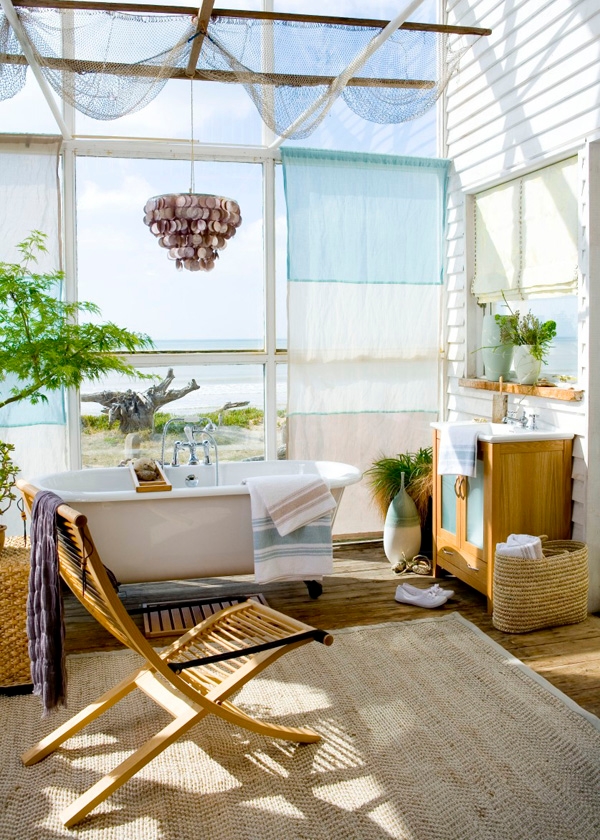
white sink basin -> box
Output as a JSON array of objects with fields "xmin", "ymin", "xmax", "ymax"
[
  {"xmin": 476, "ymin": 423, "xmax": 574, "ymax": 442},
  {"xmin": 431, "ymin": 422, "xmax": 574, "ymax": 443}
]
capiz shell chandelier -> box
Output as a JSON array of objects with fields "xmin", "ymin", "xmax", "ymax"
[{"xmin": 143, "ymin": 193, "xmax": 242, "ymax": 272}]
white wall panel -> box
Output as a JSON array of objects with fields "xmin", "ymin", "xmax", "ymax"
[{"xmin": 443, "ymin": 0, "xmax": 598, "ymax": 605}]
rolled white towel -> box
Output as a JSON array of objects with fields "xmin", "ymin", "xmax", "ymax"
[{"xmin": 496, "ymin": 534, "xmax": 544, "ymax": 559}]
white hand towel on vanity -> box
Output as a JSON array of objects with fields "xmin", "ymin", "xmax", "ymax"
[{"xmin": 437, "ymin": 422, "xmax": 490, "ymax": 478}]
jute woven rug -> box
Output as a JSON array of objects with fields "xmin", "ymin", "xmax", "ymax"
[{"xmin": 1, "ymin": 613, "xmax": 599, "ymax": 840}]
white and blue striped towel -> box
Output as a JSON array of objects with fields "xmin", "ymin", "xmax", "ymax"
[
  {"xmin": 245, "ymin": 474, "xmax": 336, "ymax": 536},
  {"xmin": 245, "ymin": 476, "xmax": 335, "ymax": 584},
  {"xmin": 437, "ymin": 422, "xmax": 489, "ymax": 478}
]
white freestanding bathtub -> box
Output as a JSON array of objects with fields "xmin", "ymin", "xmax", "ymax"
[{"xmin": 29, "ymin": 460, "xmax": 362, "ymax": 584}]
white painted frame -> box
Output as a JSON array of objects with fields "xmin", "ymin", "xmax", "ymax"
[{"xmin": 60, "ymin": 138, "xmax": 286, "ymax": 468}]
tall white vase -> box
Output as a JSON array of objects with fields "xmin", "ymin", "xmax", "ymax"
[
  {"xmin": 481, "ymin": 314, "xmax": 513, "ymax": 381},
  {"xmin": 513, "ymin": 345, "xmax": 542, "ymax": 385},
  {"xmin": 383, "ymin": 474, "xmax": 421, "ymax": 568}
]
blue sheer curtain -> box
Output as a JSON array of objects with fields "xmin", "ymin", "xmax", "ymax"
[
  {"xmin": 0, "ymin": 377, "xmax": 66, "ymax": 427},
  {"xmin": 282, "ymin": 148, "xmax": 449, "ymax": 536},
  {"xmin": 283, "ymin": 148, "xmax": 448, "ymax": 285}
]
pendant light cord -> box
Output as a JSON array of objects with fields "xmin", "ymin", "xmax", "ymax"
[{"xmin": 190, "ymin": 79, "xmax": 195, "ymax": 194}]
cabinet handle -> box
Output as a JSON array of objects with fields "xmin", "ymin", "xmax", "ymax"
[
  {"xmin": 442, "ymin": 549, "xmax": 454, "ymax": 556},
  {"xmin": 465, "ymin": 561, "xmax": 479, "ymax": 571}
]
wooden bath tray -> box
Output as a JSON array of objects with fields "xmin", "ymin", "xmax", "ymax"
[{"xmin": 128, "ymin": 460, "xmax": 172, "ymax": 493}]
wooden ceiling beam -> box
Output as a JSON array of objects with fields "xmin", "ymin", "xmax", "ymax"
[
  {"xmin": 0, "ymin": 52, "xmax": 436, "ymax": 88},
  {"xmin": 10, "ymin": 0, "xmax": 492, "ymax": 37},
  {"xmin": 186, "ymin": 1, "xmax": 214, "ymax": 78}
]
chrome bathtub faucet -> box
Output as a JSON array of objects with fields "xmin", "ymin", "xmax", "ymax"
[
  {"xmin": 160, "ymin": 417, "xmax": 186, "ymax": 467},
  {"xmin": 169, "ymin": 424, "xmax": 219, "ymax": 485}
]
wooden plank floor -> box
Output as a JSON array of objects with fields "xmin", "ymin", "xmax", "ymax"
[{"xmin": 63, "ymin": 541, "xmax": 600, "ymax": 718}]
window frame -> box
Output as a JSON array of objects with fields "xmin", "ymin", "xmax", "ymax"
[
  {"xmin": 64, "ymin": 139, "xmax": 286, "ymax": 468},
  {"xmin": 462, "ymin": 154, "xmax": 582, "ymax": 387}
]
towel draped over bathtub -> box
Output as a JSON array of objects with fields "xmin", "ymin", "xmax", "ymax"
[{"xmin": 245, "ymin": 475, "xmax": 336, "ymax": 584}]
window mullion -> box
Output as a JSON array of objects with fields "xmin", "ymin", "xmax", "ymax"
[{"xmin": 264, "ymin": 157, "xmax": 278, "ymax": 460}]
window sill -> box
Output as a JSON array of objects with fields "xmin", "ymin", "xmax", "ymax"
[{"xmin": 459, "ymin": 378, "xmax": 584, "ymax": 402}]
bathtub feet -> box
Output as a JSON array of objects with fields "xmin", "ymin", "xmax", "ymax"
[{"xmin": 304, "ymin": 580, "xmax": 323, "ymax": 600}]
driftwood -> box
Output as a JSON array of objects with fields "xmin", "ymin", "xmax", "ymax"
[{"xmin": 81, "ymin": 368, "xmax": 200, "ymax": 433}]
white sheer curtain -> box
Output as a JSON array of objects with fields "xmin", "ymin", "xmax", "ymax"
[
  {"xmin": 282, "ymin": 149, "xmax": 447, "ymax": 536},
  {"xmin": 288, "ymin": 283, "xmax": 440, "ymax": 535},
  {"xmin": 0, "ymin": 137, "xmax": 67, "ymax": 536}
]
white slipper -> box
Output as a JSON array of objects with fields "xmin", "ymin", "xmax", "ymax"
[
  {"xmin": 399, "ymin": 582, "xmax": 455, "ymax": 600},
  {"xmin": 394, "ymin": 585, "xmax": 449, "ymax": 609}
]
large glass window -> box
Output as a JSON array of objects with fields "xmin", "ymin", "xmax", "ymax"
[{"xmin": 76, "ymin": 157, "xmax": 264, "ymax": 348}]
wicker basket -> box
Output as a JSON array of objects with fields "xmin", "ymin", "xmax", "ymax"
[
  {"xmin": 492, "ymin": 540, "xmax": 588, "ymax": 634},
  {"xmin": 0, "ymin": 536, "xmax": 31, "ymax": 687}
]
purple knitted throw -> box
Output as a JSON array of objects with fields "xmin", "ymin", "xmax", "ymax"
[{"xmin": 27, "ymin": 491, "xmax": 67, "ymax": 717}]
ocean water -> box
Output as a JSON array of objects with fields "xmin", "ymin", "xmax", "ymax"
[{"xmin": 80, "ymin": 339, "xmax": 287, "ymax": 417}]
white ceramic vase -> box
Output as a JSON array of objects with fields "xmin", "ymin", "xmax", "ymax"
[
  {"xmin": 481, "ymin": 314, "xmax": 513, "ymax": 381},
  {"xmin": 383, "ymin": 475, "xmax": 421, "ymax": 568},
  {"xmin": 513, "ymin": 345, "xmax": 542, "ymax": 385}
]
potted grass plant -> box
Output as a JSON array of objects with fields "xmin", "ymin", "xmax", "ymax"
[
  {"xmin": 366, "ymin": 447, "xmax": 433, "ymax": 525},
  {"xmin": 494, "ymin": 299, "xmax": 557, "ymax": 385},
  {"xmin": 365, "ymin": 447, "xmax": 434, "ymax": 565}
]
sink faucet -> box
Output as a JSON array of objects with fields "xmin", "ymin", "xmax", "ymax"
[
  {"xmin": 503, "ymin": 407, "xmax": 539, "ymax": 429},
  {"xmin": 503, "ymin": 409, "xmax": 528, "ymax": 427}
]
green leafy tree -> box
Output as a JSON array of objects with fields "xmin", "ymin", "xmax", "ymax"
[
  {"xmin": 0, "ymin": 231, "xmax": 153, "ymax": 412},
  {"xmin": 0, "ymin": 231, "xmax": 153, "ymax": 514}
]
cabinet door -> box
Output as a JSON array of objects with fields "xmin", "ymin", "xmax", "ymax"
[
  {"xmin": 464, "ymin": 459, "xmax": 484, "ymax": 552},
  {"xmin": 440, "ymin": 473, "xmax": 459, "ymax": 538}
]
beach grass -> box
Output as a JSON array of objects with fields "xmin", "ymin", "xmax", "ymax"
[{"xmin": 80, "ymin": 408, "xmax": 285, "ymax": 468}]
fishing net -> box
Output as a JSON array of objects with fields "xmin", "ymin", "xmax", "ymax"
[
  {"xmin": 0, "ymin": 14, "xmax": 26, "ymax": 101},
  {"xmin": 0, "ymin": 8, "xmax": 479, "ymax": 136}
]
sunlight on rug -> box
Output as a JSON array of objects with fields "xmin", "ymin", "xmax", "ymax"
[{"xmin": 1, "ymin": 613, "xmax": 599, "ymax": 840}]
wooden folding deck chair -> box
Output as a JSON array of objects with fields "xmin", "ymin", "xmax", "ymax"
[{"xmin": 18, "ymin": 481, "xmax": 333, "ymax": 828}]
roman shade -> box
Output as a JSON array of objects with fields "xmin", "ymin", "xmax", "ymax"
[{"xmin": 472, "ymin": 157, "xmax": 578, "ymax": 304}]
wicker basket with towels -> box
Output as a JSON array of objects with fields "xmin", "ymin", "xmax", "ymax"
[{"xmin": 492, "ymin": 538, "xmax": 588, "ymax": 634}]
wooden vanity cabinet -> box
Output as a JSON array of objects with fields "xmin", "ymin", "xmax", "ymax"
[{"xmin": 432, "ymin": 432, "xmax": 573, "ymax": 611}]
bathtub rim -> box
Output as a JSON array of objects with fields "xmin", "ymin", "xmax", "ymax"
[{"xmin": 29, "ymin": 459, "xmax": 363, "ymax": 504}]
